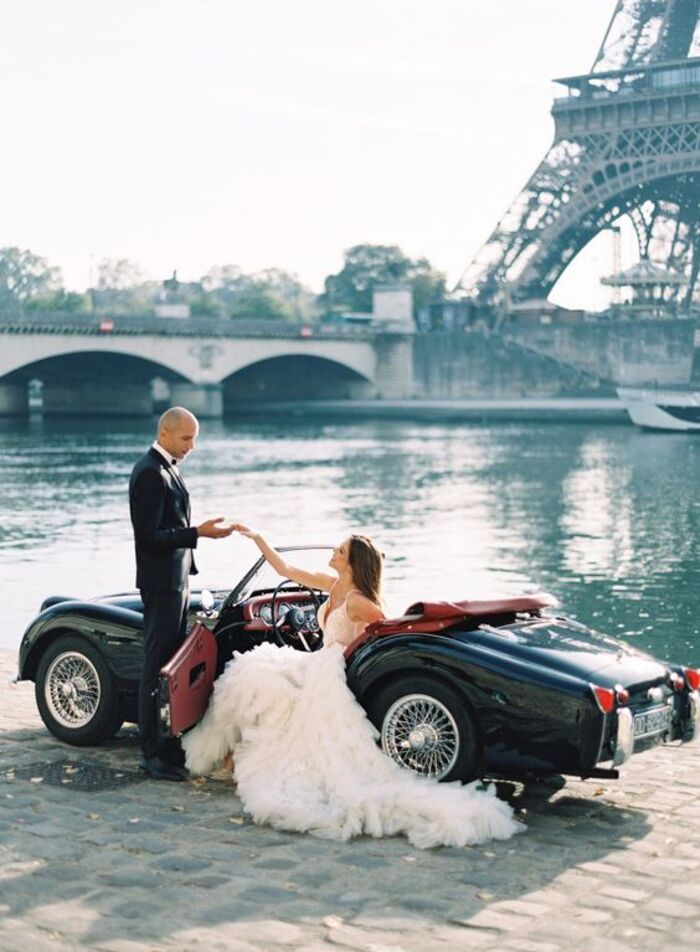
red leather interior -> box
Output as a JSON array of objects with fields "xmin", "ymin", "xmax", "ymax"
[
  {"xmin": 243, "ymin": 591, "xmax": 318, "ymax": 631},
  {"xmin": 160, "ymin": 622, "xmax": 218, "ymax": 736},
  {"xmin": 343, "ymin": 593, "xmax": 557, "ymax": 658}
]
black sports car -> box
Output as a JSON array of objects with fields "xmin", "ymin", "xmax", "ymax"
[{"xmin": 14, "ymin": 545, "xmax": 700, "ymax": 783}]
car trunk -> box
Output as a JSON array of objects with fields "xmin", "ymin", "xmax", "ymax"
[{"xmin": 470, "ymin": 618, "xmax": 666, "ymax": 684}]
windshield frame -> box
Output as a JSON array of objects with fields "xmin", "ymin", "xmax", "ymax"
[{"xmin": 223, "ymin": 544, "xmax": 333, "ymax": 609}]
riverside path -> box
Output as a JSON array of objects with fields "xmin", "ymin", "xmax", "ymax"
[{"xmin": 1, "ymin": 648, "xmax": 699, "ymax": 951}]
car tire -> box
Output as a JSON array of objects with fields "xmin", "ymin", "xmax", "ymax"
[
  {"xmin": 35, "ymin": 635, "xmax": 123, "ymax": 746},
  {"xmin": 367, "ymin": 675, "xmax": 479, "ymax": 783}
]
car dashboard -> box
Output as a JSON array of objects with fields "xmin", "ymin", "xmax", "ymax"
[{"xmin": 242, "ymin": 591, "xmax": 322, "ymax": 632}]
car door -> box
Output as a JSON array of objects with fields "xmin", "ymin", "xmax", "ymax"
[{"xmin": 158, "ymin": 622, "xmax": 218, "ymax": 736}]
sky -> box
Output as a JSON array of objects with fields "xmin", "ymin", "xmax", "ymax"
[{"xmin": 1, "ymin": 0, "xmax": 628, "ymax": 309}]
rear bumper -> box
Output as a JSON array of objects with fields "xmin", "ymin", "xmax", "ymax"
[
  {"xmin": 609, "ymin": 689, "xmax": 700, "ymax": 767},
  {"xmin": 612, "ymin": 708, "xmax": 634, "ymax": 767}
]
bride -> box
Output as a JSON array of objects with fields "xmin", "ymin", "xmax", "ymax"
[{"xmin": 182, "ymin": 528, "xmax": 523, "ymax": 849}]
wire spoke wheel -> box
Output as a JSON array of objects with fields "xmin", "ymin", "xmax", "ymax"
[
  {"xmin": 44, "ymin": 650, "xmax": 102, "ymax": 728},
  {"xmin": 36, "ymin": 635, "xmax": 122, "ymax": 746},
  {"xmin": 381, "ymin": 692, "xmax": 460, "ymax": 780}
]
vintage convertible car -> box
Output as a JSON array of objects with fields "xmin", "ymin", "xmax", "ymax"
[{"xmin": 14, "ymin": 545, "xmax": 700, "ymax": 783}]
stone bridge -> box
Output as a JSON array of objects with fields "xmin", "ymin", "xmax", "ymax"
[{"xmin": 0, "ymin": 312, "xmax": 413, "ymax": 416}]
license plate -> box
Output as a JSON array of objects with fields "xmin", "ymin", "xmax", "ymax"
[{"xmin": 633, "ymin": 706, "xmax": 672, "ymax": 739}]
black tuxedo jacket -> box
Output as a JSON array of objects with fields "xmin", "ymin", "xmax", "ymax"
[{"xmin": 129, "ymin": 447, "xmax": 199, "ymax": 592}]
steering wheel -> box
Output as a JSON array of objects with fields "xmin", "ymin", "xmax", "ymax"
[{"xmin": 270, "ymin": 579, "xmax": 323, "ymax": 652}]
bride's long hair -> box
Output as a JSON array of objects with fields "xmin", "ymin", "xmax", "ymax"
[{"xmin": 348, "ymin": 535, "xmax": 384, "ymax": 607}]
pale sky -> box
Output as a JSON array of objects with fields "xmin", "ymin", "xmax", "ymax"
[{"xmin": 1, "ymin": 0, "xmax": 625, "ymax": 309}]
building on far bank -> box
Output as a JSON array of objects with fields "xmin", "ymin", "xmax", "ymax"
[
  {"xmin": 154, "ymin": 270, "xmax": 190, "ymax": 319},
  {"xmin": 601, "ymin": 260, "xmax": 691, "ymax": 319}
]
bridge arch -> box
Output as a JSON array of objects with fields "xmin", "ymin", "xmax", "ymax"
[
  {"xmin": 0, "ymin": 334, "xmax": 199, "ymax": 383},
  {"xmin": 1, "ymin": 349, "xmax": 192, "ymax": 417},
  {"xmin": 222, "ymin": 353, "xmax": 375, "ymax": 408},
  {"xmin": 212, "ymin": 338, "xmax": 377, "ymax": 386}
]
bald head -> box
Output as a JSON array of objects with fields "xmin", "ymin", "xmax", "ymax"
[
  {"xmin": 158, "ymin": 406, "xmax": 198, "ymax": 432},
  {"xmin": 157, "ymin": 406, "xmax": 199, "ymax": 461}
]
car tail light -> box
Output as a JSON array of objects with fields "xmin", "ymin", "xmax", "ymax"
[
  {"xmin": 591, "ymin": 683, "xmax": 616, "ymax": 713},
  {"xmin": 615, "ymin": 684, "xmax": 630, "ymax": 704},
  {"xmin": 683, "ymin": 668, "xmax": 700, "ymax": 692}
]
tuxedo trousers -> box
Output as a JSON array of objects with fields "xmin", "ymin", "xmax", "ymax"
[{"xmin": 139, "ymin": 588, "xmax": 189, "ymax": 759}]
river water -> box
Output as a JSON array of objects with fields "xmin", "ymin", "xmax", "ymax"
[{"xmin": 1, "ymin": 415, "xmax": 698, "ymax": 666}]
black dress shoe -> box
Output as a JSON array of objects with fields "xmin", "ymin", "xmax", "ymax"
[
  {"xmin": 159, "ymin": 740, "xmax": 186, "ymax": 768},
  {"xmin": 139, "ymin": 755, "xmax": 188, "ymax": 782}
]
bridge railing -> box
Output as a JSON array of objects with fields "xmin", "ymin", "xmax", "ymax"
[{"xmin": 0, "ymin": 310, "xmax": 382, "ymax": 340}]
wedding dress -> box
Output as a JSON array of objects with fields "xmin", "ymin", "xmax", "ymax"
[{"xmin": 182, "ymin": 597, "xmax": 523, "ymax": 849}]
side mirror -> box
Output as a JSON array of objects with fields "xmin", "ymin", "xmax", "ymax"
[{"xmin": 198, "ymin": 589, "xmax": 218, "ymax": 619}]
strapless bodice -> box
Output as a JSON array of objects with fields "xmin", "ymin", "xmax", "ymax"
[{"xmin": 318, "ymin": 597, "xmax": 364, "ymax": 649}]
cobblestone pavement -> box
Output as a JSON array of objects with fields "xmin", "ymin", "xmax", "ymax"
[{"xmin": 1, "ymin": 649, "xmax": 699, "ymax": 951}]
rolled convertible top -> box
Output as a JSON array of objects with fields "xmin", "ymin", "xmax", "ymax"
[{"xmin": 344, "ymin": 592, "xmax": 558, "ymax": 657}]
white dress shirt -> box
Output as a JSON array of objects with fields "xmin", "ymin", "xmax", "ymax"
[{"xmin": 152, "ymin": 441, "xmax": 179, "ymax": 474}]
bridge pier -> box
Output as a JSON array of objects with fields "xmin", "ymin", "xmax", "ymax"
[
  {"xmin": 373, "ymin": 334, "xmax": 414, "ymax": 399},
  {"xmin": 0, "ymin": 383, "xmax": 27, "ymax": 416},
  {"xmin": 170, "ymin": 382, "xmax": 223, "ymax": 419}
]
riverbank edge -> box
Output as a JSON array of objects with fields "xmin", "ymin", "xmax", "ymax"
[
  {"xmin": 2, "ymin": 647, "xmax": 700, "ymax": 951},
  {"xmin": 232, "ymin": 398, "xmax": 628, "ymax": 424}
]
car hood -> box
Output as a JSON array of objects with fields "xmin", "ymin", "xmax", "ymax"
[
  {"xmin": 46, "ymin": 590, "xmax": 223, "ymax": 615},
  {"xmin": 91, "ymin": 592, "xmax": 218, "ymax": 613}
]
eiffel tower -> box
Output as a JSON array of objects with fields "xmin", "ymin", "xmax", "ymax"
[{"xmin": 456, "ymin": 0, "xmax": 700, "ymax": 316}]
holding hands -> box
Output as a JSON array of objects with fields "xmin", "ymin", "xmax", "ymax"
[
  {"xmin": 194, "ymin": 519, "xmax": 261, "ymax": 542},
  {"xmin": 197, "ymin": 517, "xmax": 235, "ymax": 539}
]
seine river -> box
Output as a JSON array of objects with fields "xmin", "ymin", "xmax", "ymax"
[{"xmin": 1, "ymin": 415, "xmax": 698, "ymax": 666}]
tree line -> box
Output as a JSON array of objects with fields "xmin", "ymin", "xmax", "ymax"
[{"xmin": 0, "ymin": 245, "xmax": 446, "ymax": 322}]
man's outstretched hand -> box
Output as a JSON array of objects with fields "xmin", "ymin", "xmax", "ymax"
[{"xmin": 197, "ymin": 517, "xmax": 235, "ymax": 539}]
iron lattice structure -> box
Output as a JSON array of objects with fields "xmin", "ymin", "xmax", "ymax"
[{"xmin": 457, "ymin": 0, "xmax": 700, "ymax": 313}]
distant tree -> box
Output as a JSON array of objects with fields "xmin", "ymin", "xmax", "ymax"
[
  {"xmin": 25, "ymin": 290, "xmax": 90, "ymax": 313},
  {"xmin": 230, "ymin": 288, "xmax": 294, "ymax": 321},
  {"xmin": 0, "ymin": 246, "xmax": 62, "ymax": 310},
  {"xmin": 201, "ymin": 265, "xmax": 315, "ymax": 321},
  {"xmin": 321, "ymin": 244, "xmax": 446, "ymax": 316},
  {"xmin": 93, "ymin": 258, "xmax": 157, "ymax": 314},
  {"xmin": 200, "ymin": 264, "xmax": 244, "ymax": 295},
  {"xmin": 188, "ymin": 293, "xmax": 222, "ymax": 317},
  {"xmin": 96, "ymin": 258, "xmax": 146, "ymax": 291}
]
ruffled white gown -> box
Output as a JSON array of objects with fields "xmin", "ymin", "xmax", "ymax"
[{"xmin": 182, "ymin": 598, "xmax": 523, "ymax": 849}]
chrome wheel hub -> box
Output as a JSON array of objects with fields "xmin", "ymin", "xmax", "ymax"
[
  {"xmin": 408, "ymin": 726, "xmax": 439, "ymax": 750},
  {"xmin": 382, "ymin": 693, "xmax": 459, "ymax": 779},
  {"xmin": 45, "ymin": 652, "xmax": 101, "ymax": 728}
]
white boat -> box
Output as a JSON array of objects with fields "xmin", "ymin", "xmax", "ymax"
[{"xmin": 617, "ymin": 387, "xmax": 700, "ymax": 431}]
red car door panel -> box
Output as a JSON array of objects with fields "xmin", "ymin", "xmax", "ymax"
[{"xmin": 159, "ymin": 622, "xmax": 218, "ymax": 735}]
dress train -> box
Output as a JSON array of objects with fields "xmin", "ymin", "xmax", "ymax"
[{"xmin": 182, "ymin": 642, "xmax": 523, "ymax": 849}]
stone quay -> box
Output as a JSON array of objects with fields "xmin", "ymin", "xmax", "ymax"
[{"xmin": 1, "ymin": 647, "xmax": 699, "ymax": 951}]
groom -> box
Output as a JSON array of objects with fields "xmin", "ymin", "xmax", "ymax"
[{"xmin": 129, "ymin": 406, "xmax": 233, "ymax": 781}]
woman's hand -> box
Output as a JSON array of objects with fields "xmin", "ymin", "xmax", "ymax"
[
  {"xmin": 232, "ymin": 526, "xmax": 336, "ymax": 593},
  {"xmin": 231, "ymin": 523, "xmax": 258, "ymax": 540}
]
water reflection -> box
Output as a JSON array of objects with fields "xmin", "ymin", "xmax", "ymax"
[
  {"xmin": 0, "ymin": 416, "xmax": 698, "ymax": 665},
  {"xmin": 562, "ymin": 437, "xmax": 634, "ymax": 579}
]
